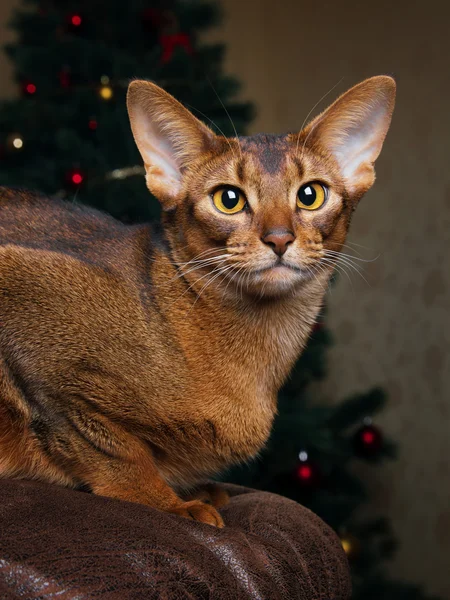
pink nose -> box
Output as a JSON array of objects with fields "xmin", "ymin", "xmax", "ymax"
[{"xmin": 262, "ymin": 229, "xmax": 296, "ymax": 257}]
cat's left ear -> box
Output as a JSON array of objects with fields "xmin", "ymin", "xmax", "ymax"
[
  {"xmin": 304, "ymin": 76, "xmax": 396, "ymax": 197},
  {"xmin": 127, "ymin": 80, "xmax": 217, "ymax": 209}
]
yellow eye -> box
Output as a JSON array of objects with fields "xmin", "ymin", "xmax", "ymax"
[
  {"xmin": 296, "ymin": 182, "xmax": 327, "ymax": 210},
  {"xmin": 212, "ymin": 186, "xmax": 246, "ymax": 214}
]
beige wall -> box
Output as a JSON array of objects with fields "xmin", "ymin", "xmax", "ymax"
[
  {"xmin": 0, "ymin": 0, "xmax": 16, "ymax": 98},
  {"xmin": 209, "ymin": 0, "xmax": 450, "ymax": 597},
  {"xmin": 1, "ymin": 0, "xmax": 449, "ymax": 597}
]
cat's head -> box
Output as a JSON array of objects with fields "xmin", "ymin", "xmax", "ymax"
[{"xmin": 127, "ymin": 76, "xmax": 395, "ymax": 298}]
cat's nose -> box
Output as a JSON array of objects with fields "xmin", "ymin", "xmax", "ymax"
[{"xmin": 262, "ymin": 229, "xmax": 296, "ymax": 257}]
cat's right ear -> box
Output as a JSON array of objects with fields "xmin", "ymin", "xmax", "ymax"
[
  {"xmin": 303, "ymin": 76, "xmax": 396, "ymax": 199},
  {"xmin": 127, "ymin": 80, "xmax": 217, "ymax": 210}
]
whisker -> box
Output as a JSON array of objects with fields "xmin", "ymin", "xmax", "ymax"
[
  {"xmin": 222, "ymin": 261, "xmax": 251, "ymax": 300},
  {"xmin": 171, "ymin": 255, "xmax": 230, "ymax": 281},
  {"xmin": 207, "ymin": 76, "xmax": 243, "ymax": 159},
  {"xmin": 169, "ymin": 262, "xmax": 231, "ymax": 306},
  {"xmin": 343, "ymin": 240, "xmax": 376, "ymax": 251},
  {"xmin": 324, "ymin": 249, "xmax": 380, "ymax": 263},
  {"xmin": 322, "ymin": 254, "xmax": 371, "ymax": 288},
  {"xmin": 188, "ymin": 264, "xmax": 237, "ymax": 312},
  {"xmin": 320, "ymin": 256, "xmax": 354, "ymax": 289},
  {"xmin": 296, "ymin": 77, "xmax": 344, "ymax": 156},
  {"xmin": 175, "ymin": 246, "xmax": 229, "ymax": 264},
  {"xmin": 186, "ymin": 103, "xmax": 237, "ymax": 160}
]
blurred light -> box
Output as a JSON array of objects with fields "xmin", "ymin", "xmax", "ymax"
[
  {"xmin": 72, "ymin": 172, "xmax": 83, "ymax": 185},
  {"xmin": 362, "ymin": 430, "xmax": 376, "ymax": 444},
  {"xmin": 99, "ymin": 85, "xmax": 113, "ymax": 100},
  {"xmin": 297, "ymin": 464, "xmax": 312, "ymax": 480}
]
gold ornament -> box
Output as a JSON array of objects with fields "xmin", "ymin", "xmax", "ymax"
[
  {"xmin": 99, "ymin": 85, "xmax": 113, "ymax": 101},
  {"xmin": 340, "ymin": 533, "xmax": 361, "ymax": 560}
]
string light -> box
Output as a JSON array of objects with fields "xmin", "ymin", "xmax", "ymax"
[
  {"xmin": 99, "ymin": 85, "xmax": 113, "ymax": 100},
  {"xmin": 25, "ymin": 82, "xmax": 36, "ymax": 95},
  {"xmin": 66, "ymin": 169, "xmax": 85, "ymax": 186},
  {"xmin": 6, "ymin": 133, "xmax": 24, "ymax": 151}
]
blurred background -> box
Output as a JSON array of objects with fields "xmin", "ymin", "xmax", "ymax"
[{"xmin": 0, "ymin": 0, "xmax": 449, "ymax": 598}]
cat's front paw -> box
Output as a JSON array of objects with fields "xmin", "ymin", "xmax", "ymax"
[{"xmin": 168, "ymin": 499, "xmax": 224, "ymax": 528}]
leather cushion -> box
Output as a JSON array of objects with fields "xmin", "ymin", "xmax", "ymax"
[{"xmin": 0, "ymin": 479, "xmax": 351, "ymax": 599}]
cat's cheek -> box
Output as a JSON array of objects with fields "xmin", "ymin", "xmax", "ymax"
[{"xmin": 189, "ymin": 202, "xmax": 246, "ymax": 243}]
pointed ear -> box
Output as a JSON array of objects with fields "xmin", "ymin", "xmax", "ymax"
[
  {"xmin": 127, "ymin": 80, "xmax": 217, "ymax": 209},
  {"xmin": 303, "ymin": 76, "xmax": 396, "ymax": 197}
]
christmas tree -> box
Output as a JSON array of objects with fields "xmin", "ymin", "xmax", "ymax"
[
  {"xmin": 0, "ymin": 1, "xmax": 440, "ymax": 598},
  {"xmin": 0, "ymin": 0, "xmax": 253, "ymax": 222}
]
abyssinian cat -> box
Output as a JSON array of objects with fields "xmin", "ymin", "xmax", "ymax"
[{"xmin": 0, "ymin": 76, "xmax": 395, "ymax": 527}]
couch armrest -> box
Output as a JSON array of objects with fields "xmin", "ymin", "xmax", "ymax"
[{"xmin": 0, "ymin": 479, "xmax": 351, "ymax": 599}]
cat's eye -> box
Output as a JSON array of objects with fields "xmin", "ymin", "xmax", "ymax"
[
  {"xmin": 212, "ymin": 186, "xmax": 246, "ymax": 215},
  {"xmin": 296, "ymin": 182, "xmax": 327, "ymax": 211}
]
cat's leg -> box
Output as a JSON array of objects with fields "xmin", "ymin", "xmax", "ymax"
[
  {"xmin": 29, "ymin": 409, "xmax": 224, "ymax": 528},
  {"xmin": 0, "ymin": 368, "xmax": 223, "ymax": 526},
  {"xmin": 0, "ymin": 358, "xmax": 74, "ymax": 487},
  {"xmin": 84, "ymin": 451, "xmax": 225, "ymax": 527},
  {"xmin": 67, "ymin": 441, "xmax": 224, "ymax": 527},
  {"xmin": 183, "ymin": 481, "xmax": 230, "ymax": 509}
]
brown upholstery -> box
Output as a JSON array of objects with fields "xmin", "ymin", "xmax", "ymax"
[{"xmin": 0, "ymin": 479, "xmax": 351, "ymax": 599}]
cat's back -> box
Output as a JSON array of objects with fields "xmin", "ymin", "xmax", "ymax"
[{"xmin": 0, "ymin": 187, "xmax": 140, "ymax": 271}]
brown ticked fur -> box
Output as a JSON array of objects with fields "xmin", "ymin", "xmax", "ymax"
[{"xmin": 0, "ymin": 77, "xmax": 395, "ymax": 526}]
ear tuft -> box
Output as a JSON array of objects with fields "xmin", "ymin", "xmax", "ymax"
[
  {"xmin": 304, "ymin": 76, "xmax": 396, "ymax": 197},
  {"xmin": 127, "ymin": 80, "xmax": 216, "ymax": 209}
]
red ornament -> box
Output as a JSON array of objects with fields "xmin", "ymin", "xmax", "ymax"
[
  {"xmin": 297, "ymin": 463, "xmax": 313, "ymax": 481},
  {"xmin": 353, "ymin": 423, "xmax": 383, "ymax": 457},
  {"xmin": 22, "ymin": 81, "xmax": 37, "ymax": 96},
  {"xmin": 71, "ymin": 14, "xmax": 82, "ymax": 27},
  {"xmin": 66, "ymin": 13, "xmax": 84, "ymax": 33},
  {"xmin": 88, "ymin": 119, "xmax": 98, "ymax": 131},
  {"xmin": 66, "ymin": 169, "xmax": 85, "ymax": 187},
  {"xmin": 295, "ymin": 453, "xmax": 321, "ymax": 488},
  {"xmin": 160, "ymin": 33, "xmax": 193, "ymax": 64}
]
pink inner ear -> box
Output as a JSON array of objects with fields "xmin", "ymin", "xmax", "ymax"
[
  {"xmin": 336, "ymin": 120, "xmax": 384, "ymax": 182},
  {"xmin": 319, "ymin": 103, "xmax": 393, "ymax": 194},
  {"xmin": 133, "ymin": 105, "xmax": 182, "ymax": 186}
]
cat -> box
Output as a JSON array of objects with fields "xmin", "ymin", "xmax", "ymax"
[{"xmin": 0, "ymin": 76, "xmax": 395, "ymax": 527}]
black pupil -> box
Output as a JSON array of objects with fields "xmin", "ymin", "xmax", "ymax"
[
  {"xmin": 298, "ymin": 185, "xmax": 316, "ymax": 206},
  {"xmin": 222, "ymin": 189, "xmax": 239, "ymax": 209}
]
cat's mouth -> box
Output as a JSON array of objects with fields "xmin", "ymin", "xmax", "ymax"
[
  {"xmin": 240, "ymin": 259, "xmax": 316, "ymax": 296},
  {"xmin": 252, "ymin": 262, "xmax": 305, "ymax": 275}
]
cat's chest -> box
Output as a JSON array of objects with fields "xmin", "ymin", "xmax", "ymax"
[{"xmin": 153, "ymin": 385, "xmax": 276, "ymax": 487}]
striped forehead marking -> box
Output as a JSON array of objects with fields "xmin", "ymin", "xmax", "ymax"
[{"xmin": 239, "ymin": 134, "xmax": 290, "ymax": 175}]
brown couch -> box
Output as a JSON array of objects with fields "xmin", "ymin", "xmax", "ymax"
[{"xmin": 0, "ymin": 479, "xmax": 351, "ymax": 599}]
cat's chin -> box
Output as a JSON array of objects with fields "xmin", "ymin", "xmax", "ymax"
[{"xmin": 235, "ymin": 264, "xmax": 313, "ymax": 298}]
